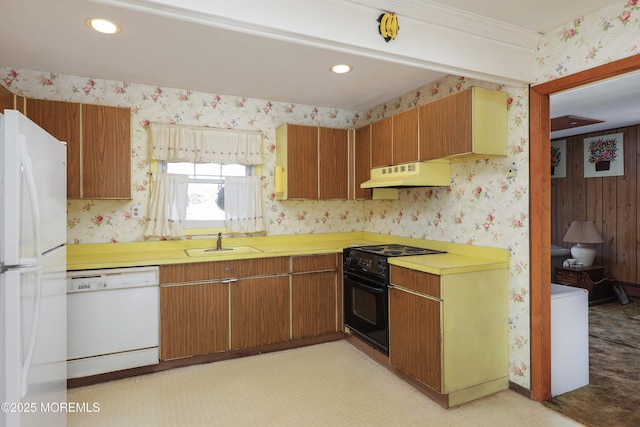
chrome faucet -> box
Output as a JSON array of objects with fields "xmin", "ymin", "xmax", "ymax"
[{"xmin": 216, "ymin": 232, "xmax": 223, "ymax": 250}]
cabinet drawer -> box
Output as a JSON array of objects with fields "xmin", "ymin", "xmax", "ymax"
[
  {"xmin": 291, "ymin": 253, "xmax": 338, "ymax": 273},
  {"xmin": 555, "ymin": 269, "xmax": 578, "ymax": 284},
  {"xmin": 160, "ymin": 257, "xmax": 289, "ymax": 284},
  {"xmin": 390, "ymin": 265, "xmax": 440, "ymax": 298}
]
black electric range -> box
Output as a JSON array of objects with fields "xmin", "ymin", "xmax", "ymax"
[{"xmin": 343, "ymin": 244, "xmax": 446, "ymax": 355}]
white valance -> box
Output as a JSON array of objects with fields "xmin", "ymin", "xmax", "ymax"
[{"xmin": 149, "ymin": 123, "xmax": 263, "ymax": 165}]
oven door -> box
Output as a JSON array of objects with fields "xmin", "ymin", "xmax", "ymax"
[{"xmin": 343, "ymin": 272, "xmax": 389, "ymax": 354}]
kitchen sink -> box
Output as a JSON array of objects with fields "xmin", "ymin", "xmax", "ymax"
[{"xmin": 184, "ymin": 246, "xmax": 263, "ymax": 257}]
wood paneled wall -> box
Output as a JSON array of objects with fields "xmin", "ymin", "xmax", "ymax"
[{"xmin": 551, "ymin": 124, "xmax": 640, "ymax": 283}]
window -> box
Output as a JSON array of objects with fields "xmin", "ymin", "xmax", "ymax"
[{"xmin": 163, "ymin": 162, "xmax": 250, "ymax": 228}]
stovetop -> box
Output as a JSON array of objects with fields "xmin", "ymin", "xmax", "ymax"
[
  {"xmin": 344, "ymin": 244, "xmax": 446, "ymax": 281},
  {"xmin": 349, "ymin": 244, "xmax": 446, "ymax": 257}
]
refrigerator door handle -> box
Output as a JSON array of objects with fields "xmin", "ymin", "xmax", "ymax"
[
  {"xmin": 19, "ymin": 135, "xmax": 42, "ymax": 265},
  {"xmin": 20, "ymin": 266, "xmax": 43, "ymax": 398}
]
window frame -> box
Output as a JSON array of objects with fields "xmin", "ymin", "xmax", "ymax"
[{"xmin": 157, "ymin": 160, "xmax": 255, "ymax": 234}]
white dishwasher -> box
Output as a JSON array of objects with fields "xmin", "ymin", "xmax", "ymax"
[{"xmin": 66, "ymin": 266, "xmax": 159, "ymax": 378}]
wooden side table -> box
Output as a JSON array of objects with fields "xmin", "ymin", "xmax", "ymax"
[{"xmin": 554, "ymin": 265, "xmax": 615, "ymax": 305}]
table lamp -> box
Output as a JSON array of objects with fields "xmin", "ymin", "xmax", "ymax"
[{"xmin": 562, "ymin": 221, "xmax": 603, "ymax": 267}]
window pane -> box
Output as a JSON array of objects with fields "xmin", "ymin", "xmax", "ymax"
[
  {"xmin": 166, "ymin": 162, "xmax": 195, "ymax": 176},
  {"xmin": 195, "ymin": 163, "xmax": 221, "ymax": 177},
  {"xmin": 186, "ymin": 183, "xmax": 225, "ymax": 221},
  {"xmin": 222, "ymin": 164, "xmax": 247, "ymax": 176},
  {"xmin": 163, "ymin": 161, "xmax": 250, "ymax": 228}
]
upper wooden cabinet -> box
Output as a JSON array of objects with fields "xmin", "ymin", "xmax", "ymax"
[
  {"xmin": 419, "ymin": 87, "xmax": 507, "ymax": 162},
  {"xmin": 26, "ymin": 99, "xmax": 82, "ymax": 197},
  {"xmin": 0, "ymin": 85, "xmax": 26, "ymax": 114},
  {"xmin": 82, "ymin": 104, "xmax": 131, "ymax": 199},
  {"xmin": 275, "ymin": 124, "xmax": 348, "ymax": 200},
  {"xmin": 0, "ymin": 84, "xmax": 13, "ymax": 112},
  {"xmin": 26, "ymin": 99, "xmax": 131, "ymax": 199},
  {"xmin": 392, "ymin": 108, "xmax": 419, "ymax": 164},
  {"xmin": 319, "ymin": 127, "xmax": 348, "ymax": 199},
  {"xmin": 370, "ymin": 108, "xmax": 419, "ymax": 167},
  {"xmin": 352, "ymin": 125, "xmax": 372, "ymax": 200},
  {"xmin": 370, "ymin": 116, "xmax": 393, "ymax": 167}
]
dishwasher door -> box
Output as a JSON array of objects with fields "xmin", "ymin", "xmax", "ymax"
[{"xmin": 67, "ymin": 266, "xmax": 159, "ymax": 378}]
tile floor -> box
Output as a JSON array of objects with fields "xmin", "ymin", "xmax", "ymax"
[{"xmin": 68, "ymin": 341, "xmax": 583, "ymax": 426}]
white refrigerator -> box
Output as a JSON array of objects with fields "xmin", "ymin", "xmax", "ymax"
[{"xmin": 1, "ymin": 110, "xmax": 67, "ymax": 427}]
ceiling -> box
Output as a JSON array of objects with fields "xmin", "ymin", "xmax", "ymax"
[
  {"xmin": 550, "ymin": 70, "xmax": 640, "ymax": 138},
  {"xmin": 0, "ymin": 0, "xmax": 632, "ymax": 129}
]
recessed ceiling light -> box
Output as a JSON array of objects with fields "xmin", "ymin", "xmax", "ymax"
[
  {"xmin": 86, "ymin": 18, "xmax": 120, "ymax": 34},
  {"xmin": 331, "ymin": 64, "xmax": 352, "ymax": 74}
]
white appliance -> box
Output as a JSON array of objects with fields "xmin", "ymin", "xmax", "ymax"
[
  {"xmin": 1, "ymin": 110, "xmax": 67, "ymax": 427},
  {"xmin": 551, "ymin": 283, "xmax": 589, "ymax": 396},
  {"xmin": 66, "ymin": 267, "xmax": 159, "ymax": 378}
]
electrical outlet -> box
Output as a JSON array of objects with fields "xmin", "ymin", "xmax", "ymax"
[
  {"xmin": 130, "ymin": 204, "xmax": 142, "ymax": 218},
  {"xmin": 507, "ymin": 163, "xmax": 518, "ymax": 178}
]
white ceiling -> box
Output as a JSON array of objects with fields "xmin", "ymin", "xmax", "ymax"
[
  {"xmin": 551, "ymin": 71, "xmax": 640, "ymax": 138},
  {"xmin": 0, "ymin": 0, "xmax": 629, "ymax": 127}
]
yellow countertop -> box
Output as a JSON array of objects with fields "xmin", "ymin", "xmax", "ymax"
[
  {"xmin": 389, "ymin": 253, "xmax": 509, "ymax": 275},
  {"xmin": 67, "ymin": 232, "xmax": 509, "ymax": 274}
]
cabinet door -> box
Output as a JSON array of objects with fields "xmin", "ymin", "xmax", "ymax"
[
  {"xmin": 420, "ymin": 90, "xmax": 472, "ymax": 161},
  {"xmin": 230, "ymin": 275, "xmax": 290, "ymax": 349},
  {"xmin": 389, "ymin": 286, "xmax": 442, "ymax": 391},
  {"xmin": 0, "ymin": 84, "xmax": 13, "ymax": 112},
  {"xmin": 392, "ymin": 108, "xmax": 419, "ymax": 164},
  {"xmin": 291, "ymin": 271, "xmax": 337, "ymax": 339},
  {"xmin": 160, "ymin": 282, "xmax": 229, "ymax": 360},
  {"xmin": 319, "ymin": 127, "xmax": 348, "ymax": 199},
  {"xmin": 82, "ymin": 104, "xmax": 131, "ymax": 199},
  {"xmin": 286, "ymin": 124, "xmax": 318, "ymax": 199},
  {"xmin": 371, "ymin": 116, "xmax": 393, "ymax": 167},
  {"xmin": 26, "ymin": 99, "xmax": 82, "ymax": 198},
  {"xmin": 353, "ymin": 125, "xmax": 372, "ymax": 200}
]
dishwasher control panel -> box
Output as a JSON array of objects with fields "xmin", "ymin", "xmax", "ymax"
[{"xmin": 67, "ymin": 266, "xmax": 159, "ymax": 293}]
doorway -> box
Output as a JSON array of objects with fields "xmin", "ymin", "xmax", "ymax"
[{"xmin": 529, "ymin": 54, "xmax": 640, "ymax": 401}]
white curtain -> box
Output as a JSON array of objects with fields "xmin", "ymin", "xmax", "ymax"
[
  {"xmin": 144, "ymin": 173, "xmax": 189, "ymax": 238},
  {"xmin": 224, "ymin": 176, "xmax": 264, "ymax": 234},
  {"xmin": 149, "ymin": 122, "xmax": 263, "ymax": 164}
]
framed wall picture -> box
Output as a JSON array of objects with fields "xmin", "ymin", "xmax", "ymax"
[
  {"xmin": 583, "ymin": 133, "xmax": 624, "ymax": 178},
  {"xmin": 551, "ymin": 139, "xmax": 566, "ymax": 178}
]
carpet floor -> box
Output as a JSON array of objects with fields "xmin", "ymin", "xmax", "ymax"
[{"xmin": 544, "ymin": 301, "xmax": 640, "ymax": 427}]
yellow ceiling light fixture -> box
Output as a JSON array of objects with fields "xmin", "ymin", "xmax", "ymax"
[
  {"xmin": 86, "ymin": 18, "xmax": 121, "ymax": 34},
  {"xmin": 377, "ymin": 12, "xmax": 399, "ymax": 42}
]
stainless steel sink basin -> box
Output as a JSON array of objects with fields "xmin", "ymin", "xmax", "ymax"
[{"xmin": 184, "ymin": 246, "xmax": 263, "ymax": 257}]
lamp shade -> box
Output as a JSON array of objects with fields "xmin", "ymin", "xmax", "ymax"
[
  {"xmin": 562, "ymin": 221, "xmax": 603, "ymax": 267},
  {"xmin": 562, "ymin": 221, "xmax": 603, "ymax": 244}
]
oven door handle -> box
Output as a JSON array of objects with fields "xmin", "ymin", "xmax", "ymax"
[
  {"xmin": 356, "ymin": 282, "xmax": 385, "ymax": 294},
  {"xmin": 345, "ymin": 274, "xmax": 386, "ymax": 293}
]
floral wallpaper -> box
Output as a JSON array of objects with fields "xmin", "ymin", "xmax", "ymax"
[
  {"xmin": 1, "ymin": 0, "xmax": 638, "ymax": 392},
  {"xmin": 535, "ymin": 0, "xmax": 640, "ymax": 82}
]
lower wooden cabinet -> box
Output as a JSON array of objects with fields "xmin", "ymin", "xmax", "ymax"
[
  {"xmin": 292, "ymin": 271, "xmax": 337, "ymax": 339},
  {"xmin": 389, "ymin": 285, "xmax": 441, "ymax": 391},
  {"xmin": 159, "ymin": 253, "xmax": 340, "ymax": 360},
  {"xmin": 160, "ymin": 282, "xmax": 229, "ymax": 360},
  {"xmin": 291, "ymin": 254, "xmax": 340, "ymax": 339},
  {"xmin": 388, "ymin": 264, "xmax": 509, "ymax": 407},
  {"xmin": 230, "ymin": 276, "xmax": 290, "ymax": 349}
]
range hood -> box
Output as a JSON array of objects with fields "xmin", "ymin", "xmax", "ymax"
[{"xmin": 361, "ymin": 161, "xmax": 451, "ymax": 188}]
